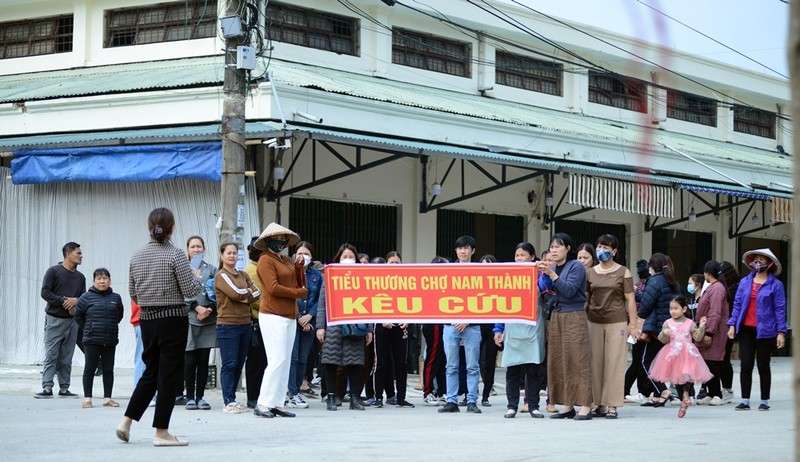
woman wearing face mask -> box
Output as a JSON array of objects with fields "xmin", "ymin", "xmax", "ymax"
[
  {"xmin": 727, "ymin": 249, "xmax": 786, "ymax": 411},
  {"xmin": 253, "ymin": 223, "xmax": 308, "ymax": 418},
  {"xmin": 286, "ymin": 241, "xmax": 322, "ymax": 409},
  {"xmin": 316, "ymin": 243, "xmax": 374, "ymax": 411},
  {"xmin": 584, "ymin": 234, "xmax": 637, "ymax": 419},
  {"xmin": 687, "ymin": 274, "xmax": 704, "ymax": 319}
]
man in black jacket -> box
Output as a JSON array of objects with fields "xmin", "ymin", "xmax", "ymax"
[{"xmin": 35, "ymin": 242, "xmax": 86, "ymax": 398}]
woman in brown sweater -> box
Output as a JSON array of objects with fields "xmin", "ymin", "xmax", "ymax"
[
  {"xmin": 253, "ymin": 223, "xmax": 308, "ymax": 418},
  {"xmin": 214, "ymin": 242, "xmax": 260, "ymax": 414}
]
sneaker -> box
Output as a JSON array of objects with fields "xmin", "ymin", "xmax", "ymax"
[
  {"xmin": 735, "ymin": 402, "xmax": 750, "ymax": 411},
  {"xmin": 721, "ymin": 390, "xmax": 734, "ymax": 404},
  {"xmin": 386, "ymin": 396, "xmax": 397, "ymax": 406},
  {"xmin": 424, "ymin": 394, "xmax": 439, "ymax": 406},
  {"xmin": 197, "ymin": 399, "xmax": 211, "ymax": 410},
  {"xmin": 185, "ymin": 399, "xmax": 198, "ymax": 410},
  {"xmin": 363, "ymin": 397, "xmax": 376, "ymax": 406},
  {"xmin": 396, "ymin": 399, "xmax": 415, "ymax": 408},
  {"xmin": 222, "ymin": 402, "xmax": 241, "ymax": 414},
  {"xmin": 696, "ymin": 388, "xmax": 708, "ymax": 400},
  {"xmin": 288, "ymin": 395, "xmax": 309, "ymax": 409},
  {"xmin": 148, "ymin": 399, "xmax": 156, "ymax": 407},
  {"xmin": 708, "ymin": 396, "xmax": 723, "ymax": 406},
  {"xmin": 458, "ymin": 398, "xmax": 468, "ymax": 407},
  {"xmin": 466, "ymin": 403, "xmax": 482, "ymax": 414},
  {"xmin": 437, "ymin": 396, "xmax": 447, "ymax": 406},
  {"xmin": 624, "ymin": 393, "xmax": 645, "ymax": 404},
  {"xmin": 174, "ymin": 395, "xmax": 188, "ymax": 406},
  {"xmin": 490, "ymin": 386, "xmax": 497, "ymax": 396},
  {"xmin": 481, "ymin": 399, "xmax": 491, "ymax": 407},
  {"xmin": 58, "ymin": 389, "xmax": 79, "ymax": 398},
  {"xmin": 438, "ymin": 402, "xmax": 460, "ymax": 413},
  {"xmin": 34, "ymin": 388, "xmax": 53, "ymax": 399},
  {"xmin": 758, "ymin": 403, "xmax": 770, "ymax": 411},
  {"xmin": 696, "ymin": 396, "xmax": 712, "ymax": 405},
  {"xmin": 310, "ymin": 376, "xmax": 322, "ymax": 387},
  {"xmin": 371, "ymin": 399, "xmax": 383, "ymax": 408}
]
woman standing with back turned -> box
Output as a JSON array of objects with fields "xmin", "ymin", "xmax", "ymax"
[{"xmin": 116, "ymin": 207, "xmax": 201, "ymax": 447}]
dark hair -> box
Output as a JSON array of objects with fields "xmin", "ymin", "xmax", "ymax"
[
  {"xmin": 248, "ymin": 246, "xmax": 263, "ymax": 263},
  {"xmin": 576, "ymin": 243, "xmax": 598, "ymax": 266},
  {"xmin": 370, "ymin": 257, "xmax": 386, "ymax": 264},
  {"xmin": 186, "ymin": 235, "xmax": 205, "ymax": 250},
  {"xmin": 93, "ymin": 267, "xmax": 110, "ymax": 279},
  {"xmin": 636, "ymin": 259, "xmax": 649, "ymax": 279},
  {"xmin": 296, "ymin": 241, "xmax": 314, "ymax": 254},
  {"xmin": 479, "ymin": 254, "xmax": 497, "ymax": 263},
  {"xmin": 671, "ymin": 295, "xmax": 688, "ymax": 308},
  {"xmin": 550, "ymin": 232, "xmax": 577, "ymax": 260},
  {"xmin": 719, "ymin": 261, "xmax": 740, "ymax": 287},
  {"xmin": 703, "ymin": 259, "xmax": 729, "ymax": 302},
  {"xmin": 515, "ymin": 242, "xmax": 537, "ymax": 260},
  {"xmin": 454, "ymin": 235, "xmax": 476, "ymax": 249},
  {"xmin": 386, "ymin": 251, "xmax": 402, "ymax": 261},
  {"xmin": 358, "ymin": 253, "xmax": 369, "ymax": 261},
  {"xmin": 333, "ymin": 243, "xmax": 359, "ymax": 263},
  {"xmin": 62, "ymin": 242, "xmax": 80, "ymax": 257},
  {"xmin": 148, "ymin": 207, "xmax": 175, "ymax": 244},
  {"xmin": 430, "ymin": 256, "xmax": 450, "ymax": 264},
  {"xmin": 690, "ymin": 273, "xmax": 704, "ymax": 286},
  {"xmin": 596, "ymin": 234, "xmax": 619, "ymax": 250},
  {"xmin": 649, "ymin": 253, "xmax": 679, "ymax": 292},
  {"xmin": 219, "ymin": 242, "xmax": 239, "ymax": 268}
]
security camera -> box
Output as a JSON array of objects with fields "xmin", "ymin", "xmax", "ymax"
[
  {"xmin": 293, "ymin": 111, "xmax": 323, "ymax": 124},
  {"xmin": 263, "ymin": 138, "xmax": 277, "ymax": 146}
]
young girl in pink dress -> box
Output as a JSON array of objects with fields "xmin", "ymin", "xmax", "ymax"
[{"xmin": 649, "ymin": 295, "xmax": 714, "ymax": 418}]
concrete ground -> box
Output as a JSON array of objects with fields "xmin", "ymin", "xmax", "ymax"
[{"xmin": 0, "ymin": 358, "xmax": 793, "ymax": 461}]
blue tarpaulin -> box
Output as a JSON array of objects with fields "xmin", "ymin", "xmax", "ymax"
[{"xmin": 10, "ymin": 142, "xmax": 222, "ymax": 184}]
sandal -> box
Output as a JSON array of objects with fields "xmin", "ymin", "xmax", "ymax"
[
  {"xmin": 103, "ymin": 399, "xmax": 120, "ymax": 407},
  {"xmin": 606, "ymin": 407, "xmax": 618, "ymax": 419},
  {"xmin": 677, "ymin": 400, "xmax": 691, "ymax": 418},
  {"xmin": 82, "ymin": 399, "xmax": 92, "ymax": 409}
]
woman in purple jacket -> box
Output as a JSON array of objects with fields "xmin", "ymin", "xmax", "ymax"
[{"xmin": 727, "ymin": 249, "xmax": 787, "ymax": 411}]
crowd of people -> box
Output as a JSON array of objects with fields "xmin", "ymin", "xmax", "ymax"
[{"xmin": 33, "ymin": 207, "xmax": 788, "ymax": 446}]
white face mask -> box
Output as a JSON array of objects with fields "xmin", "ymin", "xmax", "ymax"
[
  {"xmin": 340, "ymin": 258, "xmax": 356, "ymax": 265},
  {"xmin": 303, "ymin": 255, "xmax": 312, "ymax": 267}
]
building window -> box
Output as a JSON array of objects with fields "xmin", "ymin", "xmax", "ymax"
[
  {"xmin": 0, "ymin": 15, "xmax": 73, "ymax": 59},
  {"xmin": 495, "ymin": 51, "xmax": 562, "ymax": 96},
  {"xmin": 667, "ymin": 90, "xmax": 717, "ymax": 127},
  {"xmin": 588, "ymin": 71, "xmax": 646, "ymax": 113},
  {"xmin": 733, "ymin": 106, "xmax": 776, "ymax": 139},
  {"xmin": 105, "ymin": 0, "xmax": 217, "ymax": 48},
  {"xmin": 392, "ymin": 29, "xmax": 470, "ymax": 77},
  {"xmin": 266, "ymin": 2, "xmax": 358, "ymax": 56}
]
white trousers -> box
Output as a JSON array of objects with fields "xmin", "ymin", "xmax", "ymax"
[{"xmin": 257, "ymin": 313, "xmax": 296, "ymax": 408}]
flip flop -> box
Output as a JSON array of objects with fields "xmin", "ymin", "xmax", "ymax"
[
  {"xmin": 103, "ymin": 399, "xmax": 120, "ymax": 407},
  {"xmin": 153, "ymin": 437, "xmax": 189, "ymax": 447}
]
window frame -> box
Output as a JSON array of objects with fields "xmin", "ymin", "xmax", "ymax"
[
  {"xmin": 392, "ymin": 28, "xmax": 471, "ymax": 78},
  {"xmin": 0, "ymin": 15, "xmax": 73, "ymax": 59},
  {"xmin": 666, "ymin": 89, "xmax": 717, "ymax": 127},
  {"xmin": 104, "ymin": 0, "xmax": 217, "ymax": 48},
  {"xmin": 266, "ymin": 2, "xmax": 359, "ymax": 56},
  {"xmin": 733, "ymin": 105, "xmax": 776, "ymax": 139},
  {"xmin": 495, "ymin": 51, "xmax": 563, "ymax": 96},
  {"xmin": 588, "ymin": 71, "xmax": 647, "ymax": 113}
]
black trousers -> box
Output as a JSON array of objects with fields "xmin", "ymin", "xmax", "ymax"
[
  {"xmin": 480, "ymin": 334, "xmax": 499, "ymax": 401},
  {"xmin": 82, "ymin": 344, "xmax": 115, "ymax": 398},
  {"xmin": 721, "ymin": 337, "xmax": 735, "ymax": 390},
  {"xmin": 624, "ymin": 340, "xmax": 652, "ymax": 397},
  {"xmin": 703, "ymin": 359, "xmax": 724, "ymax": 398},
  {"xmin": 737, "ymin": 326, "xmax": 775, "ymax": 400},
  {"xmin": 373, "ymin": 325, "xmax": 408, "ymax": 401},
  {"xmin": 641, "ymin": 338, "xmax": 668, "ymax": 396},
  {"xmin": 185, "ymin": 348, "xmax": 211, "ymax": 400},
  {"xmin": 422, "ymin": 324, "xmax": 446, "ymax": 397},
  {"xmin": 125, "ymin": 315, "xmax": 187, "ymax": 429},
  {"xmin": 325, "ymin": 364, "xmax": 360, "ymax": 398},
  {"xmin": 506, "ymin": 363, "xmax": 543, "ymax": 411},
  {"xmin": 245, "ymin": 321, "xmax": 267, "ymax": 405}
]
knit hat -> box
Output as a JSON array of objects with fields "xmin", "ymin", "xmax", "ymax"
[
  {"xmin": 742, "ymin": 248, "xmax": 781, "ymax": 276},
  {"xmin": 253, "ymin": 222, "xmax": 300, "ymax": 250}
]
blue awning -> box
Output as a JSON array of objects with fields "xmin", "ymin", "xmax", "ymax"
[
  {"xmin": 10, "ymin": 142, "xmax": 221, "ymax": 184},
  {"xmin": 677, "ymin": 183, "xmax": 771, "ymax": 201}
]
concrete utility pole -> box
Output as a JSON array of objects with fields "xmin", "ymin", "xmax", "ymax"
[
  {"xmin": 220, "ymin": 0, "xmax": 248, "ymax": 257},
  {"xmin": 790, "ymin": 3, "xmax": 799, "ymax": 460}
]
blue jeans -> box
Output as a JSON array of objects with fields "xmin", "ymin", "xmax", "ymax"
[
  {"xmin": 288, "ymin": 325, "xmax": 315, "ymax": 396},
  {"xmin": 217, "ymin": 324, "xmax": 252, "ymax": 405},
  {"xmin": 443, "ymin": 325, "xmax": 481, "ymax": 404},
  {"xmin": 133, "ymin": 325, "xmax": 145, "ymax": 387}
]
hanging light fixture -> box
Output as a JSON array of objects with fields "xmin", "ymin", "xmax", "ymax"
[
  {"xmin": 431, "ymin": 182, "xmax": 442, "ymax": 196},
  {"xmin": 273, "ymin": 164, "xmax": 285, "ymax": 180},
  {"xmin": 688, "ymin": 207, "xmax": 696, "ymax": 222},
  {"xmin": 752, "ymin": 213, "xmax": 760, "ymax": 225},
  {"xmin": 545, "ymin": 194, "xmax": 554, "ymax": 207}
]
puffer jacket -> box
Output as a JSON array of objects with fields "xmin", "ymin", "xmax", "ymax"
[
  {"xmin": 74, "ymin": 286, "xmax": 124, "ymax": 346},
  {"xmin": 637, "ymin": 272, "xmax": 678, "ymax": 334}
]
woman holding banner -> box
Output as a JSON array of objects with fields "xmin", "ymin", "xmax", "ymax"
[
  {"xmin": 537, "ymin": 232, "xmax": 593, "ymax": 420},
  {"xmin": 316, "ymin": 243, "xmax": 374, "ymax": 411}
]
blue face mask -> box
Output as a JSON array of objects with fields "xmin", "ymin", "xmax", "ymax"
[
  {"xmin": 596, "ymin": 249, "xmax": 614, "ymax": 263},
  {"xmin": 687, "ymin": 284, "xmax": 696, "ymax": 295}
]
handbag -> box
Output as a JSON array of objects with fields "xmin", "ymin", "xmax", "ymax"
[{"xmin": 341, "ymin": 323, "xmax": 369, "ymax": 340}]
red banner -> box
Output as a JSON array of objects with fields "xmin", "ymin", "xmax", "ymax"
[{"xmin": 324, "ymin": 263, "xmax": 538, "ymax": 325}]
